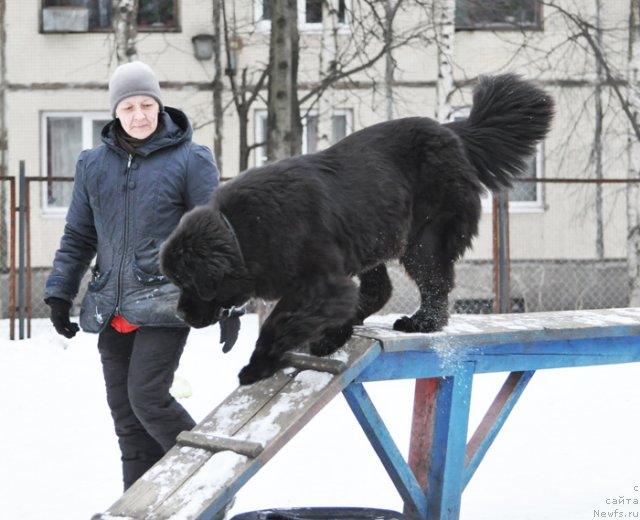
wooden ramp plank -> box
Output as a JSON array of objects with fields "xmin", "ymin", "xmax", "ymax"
[
  {"xmin": 104, "ymin": 368, "xmax": 298, "ymax": 517},
  {"xmin": 356, "ymin": 308, "xmax": 640, "ymax": 382},
  {"xmin": 98, "ymin": 335, "xmax": 382, "ymax": 520},
  {"xmin": 176, "ymin": 432, "xmax": 265, "ymax": 458},
  {"xmin": 357, "ymin": 308, "xmax": 640, "ymax": 352}
]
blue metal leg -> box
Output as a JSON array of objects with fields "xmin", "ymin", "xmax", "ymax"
[
  {"xmin": 343, "ymin": 383, "xmax": 428, "ymax": 519},
  {"xmin": 425, "ymin": 363, "xmax": 474, "ymax": 520},
  {"xmin": 464, "ymin": 370, "xmax": 535, "ymax": 488}
]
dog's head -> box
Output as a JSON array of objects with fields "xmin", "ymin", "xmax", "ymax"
[{"xmin": 160, "ymin": 206, "xmax": 250, "ymax": 328}]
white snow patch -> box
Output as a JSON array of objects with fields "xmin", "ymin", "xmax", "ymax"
[
  {"xmin": 166, "ymin": 451, "xmax": 247, "ymax": 520},
  {"xmin": 235, "ymin": 370, "xmax": 332, "ymax": 444},
  {"xmin": 3, "ymin": 315, "xmax": 640, "ymax": 520}
]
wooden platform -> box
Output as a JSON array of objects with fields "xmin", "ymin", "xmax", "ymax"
[{"xmin": 94, "ymin": 308, "xmax": 640, "ymax": 520}]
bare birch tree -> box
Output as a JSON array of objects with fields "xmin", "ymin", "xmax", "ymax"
[
  {"xmin": 112, "ymin": 0, "xmax": 139, "ymax": 64},
  {"xmin": 267, "ymin": 0, "xmax": 302, "ymax": 161},
  {"xmin": 315, "ymin": 0, "xmax": 341, "ymax": 150},
  {"xmin": 490, "ymin": 1, "xmax": 640, "ymax": 305},
  {"xmin": 593, "ymin": 0, "xmax": 604, "ymax": 260},
  {"xmin": 299, "ymin": 0, "xmax": 429, "ymax": 115},
  {"xmin": 222, "ymin": 1, "xmax": 269, "ymax": 172},
  {"xmin": 220, "ymin": 0, "xmax": 432, "ymax": 168},
  {"xmin": 434, "ymin": 0, "xmax": 455, "ymax": 123},
  {"xmin": 384, "ymin": 0, "xmax": 397, "ymax": 120},
  {"xmin": 0, "ymin": 0, "xmax": 7, "ymax": 273},
  {"xmin": 544, "ymin": 1, "xmax": 640, "ymax": 303},
  {"xmin": 626, "ymin": 0, "xmax": 640, "ymax": 305},
  {"xmin": 212, "ymin": 0, "xmax": 225, "ymax": 171}
]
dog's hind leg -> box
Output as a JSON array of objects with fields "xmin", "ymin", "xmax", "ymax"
[
  {"xmin": 394, "ymin": 226, "xmax": 459, "ymax": 333},
  {"xmin": 309, "ymin": 264, "xmax": 392, "ymax": 356},
  {"xmin": 238, "ymin": 275, "xmax": 359, "ymax": 385}
]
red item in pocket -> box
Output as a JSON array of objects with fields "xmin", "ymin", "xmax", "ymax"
[{"xmin": 111, "ymin": 314, "xmax": 140, "ymax": 333}]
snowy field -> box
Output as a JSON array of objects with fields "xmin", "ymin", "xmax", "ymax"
[{"xmin": 1, "ymin": 315, "xmax": 639, "ymax": 520}]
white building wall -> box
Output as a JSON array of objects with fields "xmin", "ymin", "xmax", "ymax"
[{"xmin": 2, "ymin": 0, "xmax": 633, "ymax": 269}]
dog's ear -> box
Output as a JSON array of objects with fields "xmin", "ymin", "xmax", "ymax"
[
  {"xmin": 159, "ymin": 237, "xmax": 182, "ymax": 284},
  {"xmin": 161, "ymin": 205, "xmax": 242, "ymax": 301},
  {"xmin": 194, "ymin": 270, "xmax": 218, "ymax": 301}
]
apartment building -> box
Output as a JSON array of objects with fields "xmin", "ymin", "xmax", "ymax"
[{"xmin": 0, "ymin": 0, "xmax": 633, "ymax": 317}]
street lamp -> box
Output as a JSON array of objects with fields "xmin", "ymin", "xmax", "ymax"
[
  {"xmin": 191, "ymin": 33, "xmax": 215, "ymax": 60},
  {"xmin": 225, "ymin": 34, "xmax": 244, "ymax": 76}
]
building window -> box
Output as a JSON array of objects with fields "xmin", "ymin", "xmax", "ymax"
[
  {"xmin": 42, "ymin": 112, "xmax": 110, "ymax": 212},
  {"xmin": 303, "ymin": 110, "xmax": 352, "ymax": 153},
  {"xmin": 478, "ymin": 143, "xmax": 543, "ymax": 212},
  {"xmin": 42, "ymin": 0, "xmax": 179, "ymax": 32},
  {"xmin": 451, "ymin": 107, "xmax": 544, "ymax": 212},
  {"xmin": 257, "ymin": 0, "xmax": 347, "ymax": 29},
  {"xmin": 505, "ymin": 145, "xmax": 544, "ymax": 212},
  {"xmin": 254, "ymin": 109, "xmax": 353, "ymax": 167},
  {"xmin": 455, "ymin": 0, "xmax": 541, "ymax": 30}
]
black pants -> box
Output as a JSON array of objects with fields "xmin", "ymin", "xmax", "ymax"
[{"xmin": 97, "ymin": 325, "xmax": 196, "ymax": 490}]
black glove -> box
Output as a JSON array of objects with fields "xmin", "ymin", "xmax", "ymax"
[
  {"xmin": 219, "ymin": 306, "xmax": 245, "ymax": 353},
  {"xmin": 46, "ymin": 297, "xmax": 80, "ymax": 339}
]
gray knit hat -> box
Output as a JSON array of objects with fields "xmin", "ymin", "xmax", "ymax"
[{"xmin": 109, "ymin": 61, "xmax": 164, "ymax": 118}]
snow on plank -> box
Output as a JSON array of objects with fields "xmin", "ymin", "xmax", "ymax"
[
  {"xmin": 96, "ymin": 335, "xmax": 382, "ymax": 519},
  {"xmin": 358, "ymin": 307, "xmax": 640, "ymax": 351}
]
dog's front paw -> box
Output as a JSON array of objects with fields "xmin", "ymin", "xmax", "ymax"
[
  {"xmin": 393, "ymin": 315, "xmax": 445, "ymax": 333},
  {"xmin": 309, "ymin": 337, "xmax": 341, "ymax": 357},
  {"xmin": 393, "ymin": 316, "xmax": 417, "ymax": 332},
  {"xmin": 238, "ymin": 354, "xmax": 283, "ymax": 385}
]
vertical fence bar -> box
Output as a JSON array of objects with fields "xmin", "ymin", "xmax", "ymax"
[
  {"xmin": 492, "ymin": 190, "xmax": 511, "ymax": 313},
  {"xmin": 0, "ymin": 176, "xmax": 17, "ymax": 339},
  {"xmin": 17, "ymin": 161, "xmax": 25, "ymax": 339},
  {"xmin": 25, "ymin": 176, "xmax": 31, "ymax": 337},
  {"xmin": 8, "ymin": 176, "xmax": 15, "ymax": 340}
]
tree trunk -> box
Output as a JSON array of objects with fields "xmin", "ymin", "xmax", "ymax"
[
  {"xmin": 627, "ymin": 0, "xmax": 640, "ymax": 305},
  {"xmin": 267, "ymin": 0, "xmax": 302, "ymax": 161},
  {"xmin": 435, "ymin": 0, "xmax": 455, "ymax": 123},
  {"xmin": 112, "ymin": 0, "xmax": 139, "ymax": 64},
  {"xmin": 316, "ymin": 0, "xmax": 340, "ymax": 151},
  {"xmin": 212, "ymin": 0, "xmax": 224, "ymax": 172},
  {"xmin": 260, "ymin": 0, "xmax": 302, "ymax": 323},
  {"xmin": 238, "ymin": 91, "xmax": 250, "ymax": 172},
  {"xmin": 594, "ymin": 0, "xmax": 604, "ymax": 259},
  {"xmin": 384, "ymin": 0, "xmax": 396, "ymax": 120},
  {"xmin": 0, "ymin": 0, "xmax": 7, "ymax": 272}
]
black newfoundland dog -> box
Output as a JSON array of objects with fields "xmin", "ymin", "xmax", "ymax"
[{"xmin": 160, "ymin": 74, "xmax": 554, "ymax": 385}]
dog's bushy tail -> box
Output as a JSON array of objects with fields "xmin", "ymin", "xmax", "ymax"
[{"xmin": 446, "ymin": 74, "xmax": 554, "ymax": 191}]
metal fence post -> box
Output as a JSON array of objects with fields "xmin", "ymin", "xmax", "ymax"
[
  {"xmin": 18, "ymin": 160, "xmax": 26, "ymax": 339},
  {"xmin": 492, "ymin": 190, "xmax": 511, "ymax": 314}
]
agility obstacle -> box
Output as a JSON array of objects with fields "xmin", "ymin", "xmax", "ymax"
[{"xmin": 94, "ymin": 307, "xmax": 640, "ymax": 520}]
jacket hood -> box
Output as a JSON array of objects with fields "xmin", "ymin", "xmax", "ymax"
[{"xmin": 102, "ymin": 106, "xmax": 193, "ymax": 156}]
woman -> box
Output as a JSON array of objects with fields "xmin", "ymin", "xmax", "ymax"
[{"xmin": 44, "ymin": 61, "xmax": 220, "ymax": 490}]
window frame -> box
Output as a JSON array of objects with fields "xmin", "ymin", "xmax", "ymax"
[
  {"xmin": 499, "ymin": 144, "xmax": 545, "ymax": 214},
  {"xmin": 255, "ymin": 0, "xmax": 350, "ymax": 32},
  {"xmin": 41, "ymin": 0, "xmax": 181, "ymax": 33},
  {"xmin": 454, "ymin": 0, "xmax": 542, "ymax": 31},
  {"xmin": 253, "ymin": 108, "xmax": 353, "ymax": 167},
  {"xmin": 303, "ymin": 108, "xmax": 353, "ymax": 154},
  {"xmin": 41, "ymin": 111, "xmax": 111, "ymax": 215}
]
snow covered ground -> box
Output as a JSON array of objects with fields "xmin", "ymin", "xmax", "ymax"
[{"xmin": 1, "ymin": 315, "xmax": 639, "ymax": 520}]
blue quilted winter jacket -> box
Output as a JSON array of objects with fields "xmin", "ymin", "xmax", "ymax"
[{"xmin": 44, "ymin": 107, "xmax": 220, "ymax": 333}]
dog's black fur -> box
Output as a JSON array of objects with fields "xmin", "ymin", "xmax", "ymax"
[{"xmin": 160, "ymin": 74, "xmax": 554, "ymax": 385}]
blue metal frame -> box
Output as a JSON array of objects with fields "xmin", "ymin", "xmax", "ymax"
[
  {"xmin": 343, "ymin": 383, "xmax": 428, "ymax": 519},
  {"xmin": 343, "ymin": 333, "xmax": 640, "ymax": 520}
]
